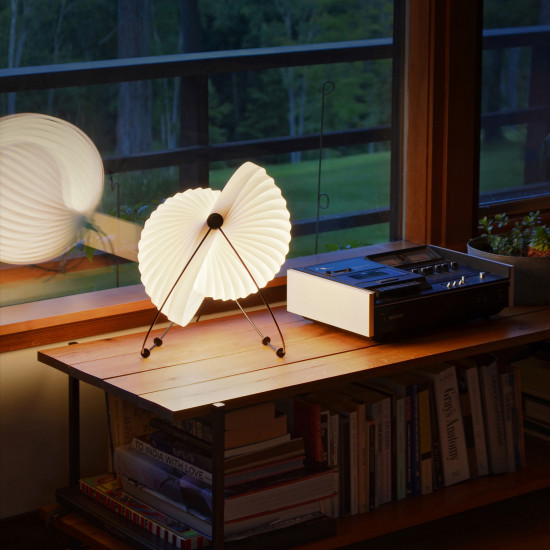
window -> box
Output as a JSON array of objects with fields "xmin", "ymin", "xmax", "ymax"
[
  {"xmin": 0, "ymin": 0, "xmax": 400, "ymax": 307},
  {"xmin": 480, "ymin": 0, "xmax": 550, "ymax": 213}
]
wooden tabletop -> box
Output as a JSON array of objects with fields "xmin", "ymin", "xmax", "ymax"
[{"xmin": 38, "ymin": 304, "xmax": 550, "ymax": 422}]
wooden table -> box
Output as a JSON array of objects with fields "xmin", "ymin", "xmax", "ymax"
[{"xmin": 38, "ymin": 303, "xmax": 550, "ymax": 549}]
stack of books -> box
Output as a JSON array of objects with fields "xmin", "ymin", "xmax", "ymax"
[
  {"xmin": 74, "ymin": 352, "xmax": 528, "ymax": 547},
  {"xmin": 290, "ymin": 355, "xmax": 527, "ymax": 517},
  {"xmin": 78, "ymin": 473, "xmax": 208, "ymax": 549},
  {"xmin": 80, "ymin": 401, "xmax": 338, "ymax": 547},
  {"xmin": 475, "ymin": 355, "xmax": 525, "ymax": 474}
]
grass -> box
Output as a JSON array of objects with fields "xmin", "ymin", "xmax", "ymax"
[
  {"xmin": 211, "ymin": 151, "xmax": 392, "ymax": 256},
  {"xmin": 479, "ymin": 137, "xmax": 526, "ymax": 194}
]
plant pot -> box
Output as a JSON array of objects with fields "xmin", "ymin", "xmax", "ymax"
[{"xmin": 467, "ymin": 237, "xmax": 550, "ymax": 306}]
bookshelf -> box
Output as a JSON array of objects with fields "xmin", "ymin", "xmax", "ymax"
[{"xmin": 38, "ymin": 299, "xmax": 550, "ymax": 549}]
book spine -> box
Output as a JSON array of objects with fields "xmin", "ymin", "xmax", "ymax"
[
  {"xmin": 479, "ymin": 361, "xmax": 508, "ymax": 474},
  {"xmin": 178, "ymin": 418, "xmax": 213, "ymax": 444},
  {"xmin": 114, "ymin": 445, "xmax": 213, "ymax": 517},
  {"xmin": 456, "ymin": 369, "xmax": 479, "ymax": 479},
  {"xmin": 338, "ymin": 414, "xmax": 351, "ymax": 517},
  {"xmin": 433, "ymin": 367, "xmax": 470, "ymax": 485},
  {"xmin": 499, "ymin": 366, "xmax": 518, "ymax": 473},
  {"xmin": 79, "ymin": 478, "xmax": 206, "ymax": 549},
  {"xmin": 354, "ymin": 403, "xmax": 368, "ymax": 514},
  {"xmin": 464, "ymin": 365, "xmax": 489, "ymax": 477},
  {"xmin": 409, "ymin": 383, "xmax": 421, "ymax": 496},
  {"xmin": 149, "ymin": 418, "xmax": 212, "ymax": 454},
  {"xmin": 513, "ymin": 367, "xmax": 526, "ymax": 468},
  {"xmin": 148, "ymin": 432, "xmax": 212, "ymax": 472},
  {"xmin": 319, "ymin": 408, "xmax": 330, "ymax": 465},
  {"xmin": 394, "ymin": 396, "xmax": 407, "ymax": 500},
  {"xmin": 293, "ymin": 398, "xmax": 323, "ymax": 464},
  {"xmin": 329, "ymin": 411, "xmax": 339, "ymax": 468},
  {"xmin": 511, "ymin": 367, "xmax": 525, "ymax": 468},
  {"xmin": 380, "ymin": 397, "xmax": 393, "ymax": 504},
  {"xmin": 404, "ymin": 389, "xmax": 413, "ymax": 497},
  {"xmin": 366, "ymin": 401, "xmax": 382, "ymax": 507},
  {"xmin": 367, "ymin": 419, "xmax": 376, "ymax": 511},
  {"xmin": 347, "ymin": 410, "xmax": 359, "ymax": 515},
  {"xmin": 119, "ymin": 476, "xmax": 212, "ymax": 539},
  {"xmin": 417, "ymin": 385, "xmax": 433, "ymax": 495},
  {"xmin": 427, "ymin": 382, "xmax": 444, "ymax": 491},
  {"xmin": 133, "ymin": 437, "xmax": 213, "ymax": 485}
]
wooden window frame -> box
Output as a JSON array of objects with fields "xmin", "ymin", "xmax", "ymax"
[{"xmin": 404, "ymin": 0, "xmax": 482, "ymax": 250}]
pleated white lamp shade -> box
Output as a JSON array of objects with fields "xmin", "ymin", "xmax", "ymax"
[
  {"xmin": 0, "ymin": 113, "xmax": 104, "ymax": 265},
  {"xmin": 138, "ymin": 162, "xmax": 291, "ymax": 328}
]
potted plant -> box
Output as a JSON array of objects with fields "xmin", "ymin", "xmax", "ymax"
[{"xmin": 467, "ymin": 211, "xmax": 550, "ymax": 305}]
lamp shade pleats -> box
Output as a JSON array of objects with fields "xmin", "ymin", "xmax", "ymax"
[
  {"xmin": 0, "ymin": 113, "xmax": 104, "ymax": 265},
  {"xmin": 138, "ymin": 162, "xmax": 291, "ymax": 328}
]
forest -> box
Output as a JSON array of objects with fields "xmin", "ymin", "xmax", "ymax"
[{"xmin": 2, "ymin": 0, "xmax": 395, "ymax": 156}]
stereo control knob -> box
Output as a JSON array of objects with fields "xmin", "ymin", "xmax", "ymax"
[{"xmin": 479, "ymin": 271, "xmax": 486, "ymax": 280}]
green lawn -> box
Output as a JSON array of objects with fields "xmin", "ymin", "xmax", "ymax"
[
  {"xmin": 479, "ymin": 138, "xmax": 526, "ymax": 194},
  {"xmin": 211, "ymin": 151, "xmax": 392, "ymax": 256}
]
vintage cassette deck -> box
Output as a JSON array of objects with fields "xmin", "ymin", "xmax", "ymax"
[{"xmin": 287, "ymin": 245, "xmax": 512, "ymax": 340}]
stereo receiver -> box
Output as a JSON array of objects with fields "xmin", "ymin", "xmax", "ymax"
[{"xmin": 286, "ymin": 245, "xmax": 512, "ymax": 340}]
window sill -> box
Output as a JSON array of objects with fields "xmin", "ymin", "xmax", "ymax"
[{"xmin": 0, "ymin": 241, "xmax": 413, "ymax": 353}]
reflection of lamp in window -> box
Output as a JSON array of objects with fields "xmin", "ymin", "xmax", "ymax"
[
  {"xmin": 0, "ymin": 113, "xmax": 104, "ymax": 265},
  {"xmin": 138, "ymin": 162, "xmax": 292, "ymax": 358}
]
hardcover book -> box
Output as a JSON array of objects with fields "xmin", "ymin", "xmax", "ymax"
[
  {"xmin": 333, "ymin": 387, "xmax": 370, "ymax": 513},
  {"xmin": 455, "ymin": 359, "xmax": 489, "ymax": 478},
  {"xmin": 499, "ymin": 362, "xmax": 525, "ymax": 471},
  {"xmin": 159, "ymin": 402, "xmax": 288, "ymax": 450},
  {"xmin": 304, "ymin": 391, "xmax": 359, "ymax": 517},
  {"xmin": 339, "ymin": 384, "xmax": 391, "ymax": 508},
  {"xmin": 133, "ymin": 435, "xmax": 306, "ymax": 488},
  {"xmin": 412, "ymin": 364, "xmax": 470, "ymax": 486},
  {"xmin": 363, "ymin": 381, "xmax": 407, "ymax": 500},
  {"xmin": 369, "ymin": 372, "xmax": 422, "ymax": 496},
  {"xmin": 479, "ymin": 359, "xmax": 508, "ymax": 474},
  {"xmin": 293, "ymin": 397, "xmax": 324, "ymax": 464},
  {"xmin": 114, "ymin": 444, "xmax": 338, "ymax": 524},
  {"xmin": 120, "ymin": 475, "xmax": 335, "ymax": 540}
]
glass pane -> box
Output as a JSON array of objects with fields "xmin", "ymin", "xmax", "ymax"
[
  {"xmin": 0, "ymin": 0, "xmax": 396, "ymax": 306},
  {"xmin": 480, "ymin": 1, "xmax": 550, "ymax": 205}
]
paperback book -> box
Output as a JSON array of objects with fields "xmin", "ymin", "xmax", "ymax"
[
  {"xmin": 412, "ymin": 363, "xmax": 470, "ymax": 486},
  {"xmin": 114, "ymin": 444, "xmax": 338, "ymax": 526},
  {"xmin": 454, "ymin": 359, "xmax": 489, "ymax": 478},
  {"xmin": 78, "ymin": 473, "xmax": 209, "ymax": 549}
]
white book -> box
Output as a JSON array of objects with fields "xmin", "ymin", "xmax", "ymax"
[
  {"xmin": 364, "ymin": 383, "xmax": 407, "ymax": 501},
  {"xmin": 132, "ymin": 436, "xmax": 213, "ymax": 484},
  {"xmin": 413, "ymin": 363, "xmax": 470, "ymax": 486},
  {"xmin": 455, "ymin": 361, "xmax": 489, "ymax": 477}
]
